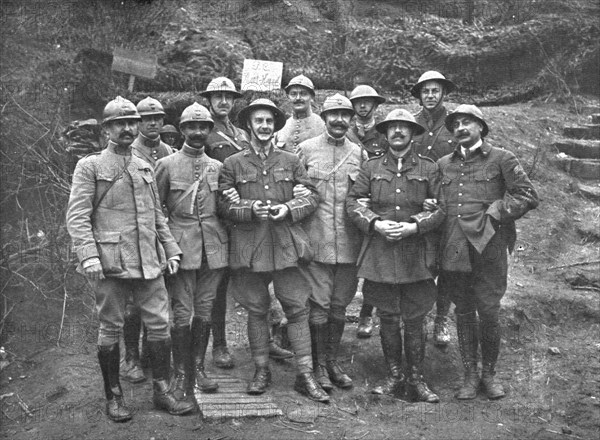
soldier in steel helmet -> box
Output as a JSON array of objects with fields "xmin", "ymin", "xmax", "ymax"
[
  {"xmin": 410, "ymin": 71, "xmax": 458, "ymax": 347},
  {"xmin": 434, "ymin": 104, "xmax": 538, "ymax": 401},
  {"xmin": 198, "ymin": 77, "xmax": 250, "ymax": 369},
  {"xmin": 119, "ymin": 96, "xmax": 174, "ymax": 386},
  {"xmin": 66, "ymin": 97, "xmax": 195, "ymax": 422},
  {"xmin": 155, "ymin": 103, "xmax": 229, "ymax": 406},
  {"xmin": 295, "ymin": 94, "xmax": 365, "ymax": 393},
  {"xmin": 159, "ymin": 124, "xmax": 181, "ymax": 150},
  {"xmin": 346, "ymin": 84, "xmax": 389, "ymax": 339},
  {"xmin": 218, "ymin": 99, "xmax": 329, "ymax": 403},
  {"xmin": 274, "ymin": 74, "xmax": 325, "ymax": 152},
  {"xmin": 347, "ymin": 108, "xmax": 444, "ymax": 403}
]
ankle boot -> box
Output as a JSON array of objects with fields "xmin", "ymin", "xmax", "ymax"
[
  {"xmin": 98, "ymin": 344, "xmax": 132, "ymax": 422},
  {"xmin": 121, "ymin": 307, "xmax": 145, "ymax": 383},
  {"xmin": 247, "ymin": 366, "xmax": 271, "ymax": 395},
  {"xmin": 455, "ymin": 313, "xmax": 480, "ymax": 400},
  {"xmin": 171, "ymin": 326, "xmax": 195, "ymax": 403},
  {"xmin": 405, "ymin": 319, "xmax": 439, "ymax": 403},
  {"xmin": 326, "ymin": 317, "xmax": 353, "ymax": 389},
  {"xmin": 294, "ymin": 372, "xmax": 330, "ymax": 403},
  {"xmin": 310, "ymin": 322, "xmax": 332, "ymax": 391},
  {"xmin": 191, "ymin": 317, "xmax": 218, "ymax": 393},
  {"xmin": 371, "ymin": 317, "xmax": 404, "ymax": 396},
  {"xmin": 480, "ymin": 319, "xmax": 505, "ymax": 399},
  {"xmin": 148, "ymin": 339, "xmax": 195, "ymax": 415}
]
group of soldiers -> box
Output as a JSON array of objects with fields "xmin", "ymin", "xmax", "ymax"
[{"xmin": 66, "ymin": 71, "xmax": 539, "ymax": 423}]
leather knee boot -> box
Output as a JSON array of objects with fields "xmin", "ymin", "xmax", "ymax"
[
  {"xmin": 148, "ymin": 339, "xmax": 195, "ymax": 415},
  {"xmin": 121, "ymin": 307, "xmax": 145, "ymax": 383},
  {"xmin": 98, "ymin": 343, "xmax": 132, "ymax": 422},
  {"xmin": 404, "ymin": 319, "xmax": 439, "ymax": 403},
  {"xmin": 191, "ymin": 317, "xmax": 218, "ymax": 393},
  {"xmin": 171, "ymin": 326, "xmax": 195, "ymax": 403},
  {"xmin": 326, "ymin": 317, "xmax": 353, "ymax": 389},
  {"xmin": 371, "ymin": 317, "xmax": 404, "ymax": 396},
  {"xmin": 456, "ymin": 312, "xmax": 480, "ymax": 400}
]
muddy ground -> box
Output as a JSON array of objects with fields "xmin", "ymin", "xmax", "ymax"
[{"xmin": 1, "ymin": 100, "xmax": 600, "ymax": 439}]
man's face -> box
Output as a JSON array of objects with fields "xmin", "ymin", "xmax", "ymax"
[
  {"xmin": 352, "ymin": 97, "xmax": 377, "ymax": 119},
  {"xmin": 386, "ymin": 121, "xmax": 414, "ymax": 151},
  {"xmin": 160, "ymin": 133, "xmax": 179, "ymax": 147},
  {"xmin": 181, "ymin": 121, "xmax": 212, "ymax": 148},
  {"xmin": 324, "ymin": 110, "xmax": 352, "ymax": 139},
  {"xmin": 420, "ymin": 80, "xmax": 444, "ymax": 111},
  {"xmin": 248, "ymin": 108, "xmax": 275, "ymax": 144},
  {"xmin": 287, "ymin": 86, "xmax": 312, "ymax": 114},
  {"xmin": 138, "ymin": 114, "xmax": 164, "ymax": 138},
  {"xmin": 451, "ymin": 115, "xmax": 483, "ymax": 148},
  {"xmin": 104, "ymin": 119, "xmax": 139, "ymax": 147},
  {"xmin": 209, "ymin": 92, "xmax": 235, "ymax": 118}
]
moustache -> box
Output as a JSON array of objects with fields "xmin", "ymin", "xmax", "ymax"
[
  {"xmin": 120, "ymin": 131, "xmax": 134, "ymax": 138},
  {"xmin": 330, "ymin": 122, "xmax": 349, "ymax": 129},
  {"xmin": 189, "ymin": 134, "xmax": 205, "ymax": 141}
]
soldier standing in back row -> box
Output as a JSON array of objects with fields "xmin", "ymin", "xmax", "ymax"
[
  {"xmin": 66, "ymin": 97, "xmax": 194, "ymax": 422},
  {"xmin": 346, "ymin": 84, "xmax": 389, "ymax": 339},
  {"xmin": 198, "ymin": 77, "xmax": 250, "ymax": 369},
  {"xmin": 410, "ymin": 71, "xmax": 458, "ymax": 347},
  {"xmin": 275, "ymin": 75, "xmax": 326, "ymax": 152}
]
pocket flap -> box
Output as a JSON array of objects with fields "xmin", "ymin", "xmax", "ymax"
[
  {"xmin": 406, "ymin": 173, "xmax": 429, "ymax": 182},
  {"xmin": 94, "ymin": 231, "xmax": 120, "ymax": 243}
]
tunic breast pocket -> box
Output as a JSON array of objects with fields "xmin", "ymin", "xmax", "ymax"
[
  {"xmin": 474, "ymin": 165, "xmax": 504, "ymax": 199},
  {"xmin": 170, "ymin": 180, "xmax": 196, "ymax": 217},
  {"xmin": 406, "ymin": 173, "xmax": 429, "ymax": 203},
  {"xmin": 370, "ymin": 172, "xmax": 393, "ymax": 202},
  {"xmin": 235, "ymin": 170, "xmax": 259, "ymax": 198},
  {"xmin": 273, "ymin": 167, "xmax": 294, "ymax": 201}
]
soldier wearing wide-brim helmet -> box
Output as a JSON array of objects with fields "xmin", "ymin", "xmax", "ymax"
[
  {"xmin": 410, "ymin": 70, "xmax": 458, "ymax": 348},
  {"xmin": 159, "ymin": 124, "xmax": 181, "ymax": 149},
  {"xmin": 66, "ymin": 96, "xmax": 194, "ymax": 422},
  {"xmin": 295, "ymin": 92, "xmax": 364, "ymax": 394},
  {"xmin": 347, "ymin": 106, "xmax": 443, "ymax": 404},
  {"xmin": 218, "ymin": 95, "xmax": 328, "ymax": 403},
  {"xmin": 197, "ymin": 77, "xmax": 249, "ymax": 370},
  {"xmin": 275, "ymin": 74, "xmax": 325, "ymax": 152},
  {"xmin": 155, "ymin": 101, "xmax": 227, "ymax": 404},
  {"xmin": 436, "ymin": 103, "xmax": 538, "ymax": 402}
]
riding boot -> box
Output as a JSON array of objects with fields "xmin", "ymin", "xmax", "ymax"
[
  {"xmin": 191, "ymin": 317, "xmax": 218, "ymax": 393},
  {"xmin": 148, "ymin": 339, "xmax": 195, "ymax": 415},
  {"xmin": 456, "ymin": 312, "xmax": 480, "ymax": 400},
  {"xmin": 433, "ymin": 283, "xmax": 451, "ymax": 346},
  {"xmin": 404, "ymin": 319, "xmax": 439, "ymax": 403},
  {"xmin": 310, "ymin": 322, "xmax": 333, "ymax": 392},
  {"xmin": 98, "ymin": 343, "xmax": 132, "ymax": 422},
  {"xmin": 325, "ymin": 317, "xmax": 353, "ymax": 389},
  {"xmin": 171, "ymin": 325, "xmax": 195, "ymax": 404},
  {"xmin": 371, "ymin": 317, "xmax": 404, "ymax": 396},
  {"xmin": 480, "ymin": 319, "xmax": 505, "ymax": 399},
  {"xmin": 121, "ymin": 306, "xmax": 145, "ymax": 383}
]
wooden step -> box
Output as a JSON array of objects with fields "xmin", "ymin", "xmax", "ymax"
[
  {"xmin": 564, "ymin": 124, "xmax": 600, "ymax": 140},
  {"xmin": 554, "ymin": 154, "xmax": 600, "ymax": 180},
  {"xmin": 553, "ymin": 139, "xmax": 600, "ymax": 159}
]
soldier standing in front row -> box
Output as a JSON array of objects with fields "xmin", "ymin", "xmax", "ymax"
[
  {"xmin": 410, "ymin": 71, "xmax": 458, "ymax": 347},
  {"xmin": 296, "ymin": 94, "xmax": 364, "ymax": 393},
  {"xmin": 66, "ymin": 97, "xmax": 194, "ymax": 422},
  {"xmin": 218, "ymin": 99, "xmax": 329, "ymax": 402},
  {"xmin": 347, "ymin": 109, "xmax": 443, "ymax": 403},
  {"xmin": 436, "ymin": 105, "xmax": 538, "ymax": 400},
  {"xmin": 155, "ymin": 103, "xmax": 229, "ymax": 406}
]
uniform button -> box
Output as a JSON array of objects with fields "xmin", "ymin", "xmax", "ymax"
[
  {"xmin": 459, "ymin": 183, "xmax": 463, "ymax": 186},
  {"xmin": 395, "ymin": 206, "xmax": 400, "ymax": 210},
  {"xmin": 242, "ymin": 179, "xmax": 247, "ymax": 183},
  {"xmin": 458, "ymin": 214, "xmax": 462, "ymax": 218},
  {"xmin": 218, "ymin": 145, "xmax": 223, "ymax": 149},
  {"xmin": 396, "ymin": 173, "xmax": 401, "ymax": 177},
  {"xmin": 429, "ymin": 132, "xmax": 433, "ymax": 136},
  {"xmin": 396, "ymin": 188, "xmax": 401, "ymax": 193},
  {"xmin": 266, "ymin": 200, "xmax": 271, "ymax": 204},
  {"xmin": 460, "ymin": 163, "xmax": 464, "ymax": 167},
  {"xmin": 427, "ymin": 146, "xmax": 432, "ymax": 150},
  {"xmin": 461, "ymin": 173, "xmax": 464, "ymax": 176},
  {"xmin": 459, "ymin": 193, "xmax": 463, "ymax": 196},
  {"xmin": 263, "ymin": 170, "xmax": 267, "ymax": 175},
  {"xmin": 264, "ymin": 185, "xmax": 269, "ymax": 189},
  {"xmin": 458, "ymin": 203, "xmax": 462, "ymax": 207}
]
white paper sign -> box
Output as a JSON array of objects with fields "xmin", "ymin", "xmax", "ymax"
[{"xmin": 241, "ymin": 59, "xmax": 283, "ymax": 92}]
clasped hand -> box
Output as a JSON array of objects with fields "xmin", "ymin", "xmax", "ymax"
[{"xmin": 374, "ymin": 220, "xmax": 417, "ymax": 241}]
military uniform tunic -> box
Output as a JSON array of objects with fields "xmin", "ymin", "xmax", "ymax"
[
  {"xmin": 412, "ymin": 106, "xmax": 456, "ymax": 162},
  {"xmin": 275, "ymin": 112, "xmax": 325, "ymax": 153},
  {"xmin": 131, "ymin": 133, "xmax": 173, "ymax": 168},
  {"xmin": 347, "ymin": 124, "xmax": 388, "ymax": 159},
  {"xmin": 205, "ymin": 117, "xmax": 250, "ymax": 164}
]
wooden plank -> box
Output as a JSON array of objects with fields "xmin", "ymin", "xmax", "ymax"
[{"xmin": 112, "ymin": 47, "xmax": 157, "ymax": 79}]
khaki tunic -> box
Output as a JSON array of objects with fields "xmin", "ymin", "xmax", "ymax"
[{"xmin": 275, "ymin": 112, "xmax": 325, "ymax": 153}]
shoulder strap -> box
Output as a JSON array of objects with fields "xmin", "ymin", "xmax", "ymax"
[
  {"xmin": 92, "ymin": 156, "xmax": 131, "ymax": 214},
  {"xmin": 315, "ymin": 148, "xmax": 355, "ymax": 188},
  {"xmin": 169, "ymin": 180, "xmax": 200, "ymax": 213}
]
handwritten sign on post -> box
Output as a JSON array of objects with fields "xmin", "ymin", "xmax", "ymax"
[
  {"xmin": 241, "ymin": 59, "xmax": 283, "ymax": 92},
  {"xmin": 112, "ymin": 48, "xmax": 158, "ymax": 92}
]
